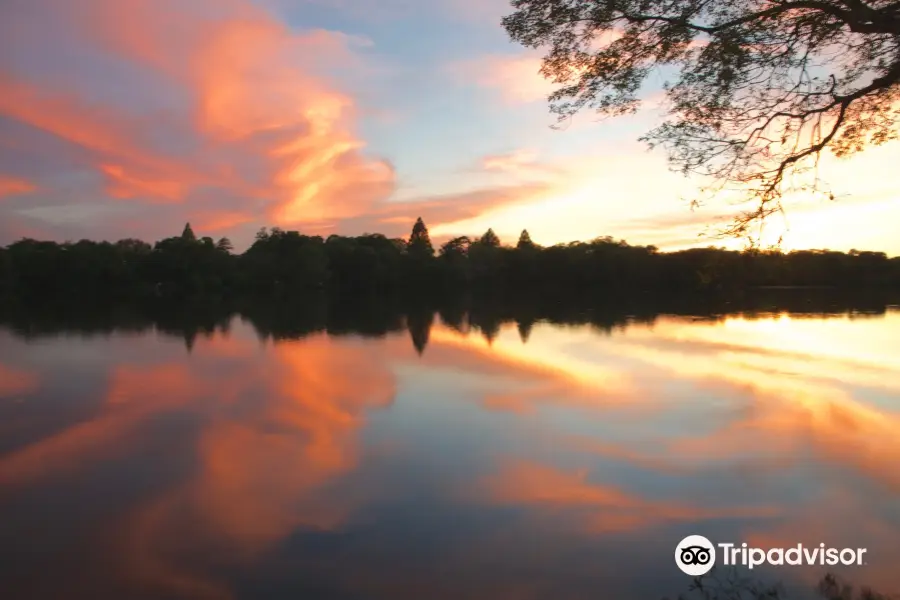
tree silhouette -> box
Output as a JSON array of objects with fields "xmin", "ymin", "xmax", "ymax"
[
  {"xmin": 408, "ymin": 217, "xmax": 434, "ymax": 258},
  {"xmin": 1, "ymin": 218, "xmax": 899, "ymax": 299},
  {"xmin": 480, "ymin": 228, "xmax": 501, "ymax": 248},
  {"xmin": 406, "ymin": 309, "xmax": 434, "ymax": 356},
  {"xmin": 216, "ymin": 237, "xmax": 234, "ymax": 253},
  {"xmin": 183, "ymin": 329, "xmax": 197, "ymax": 353},
  {"xmin": 503, "ymin": 0, "xmax": 900, "ymax": 237},
  {"xmin": 663, "ymin": 569, "xmax": 895, "ymax": 600},
  {"xmin": 480, "ymin": 321, "xmax": 500, "ymax": 345},
  {"xmin": 517, "ymin": 229, "xmax": 535, "ymax": 250},
  {"xmin": 517, "ymin": 318, "xmax": 533, "ymax": 344},
  {"xmin": 181, "ymin": 222, "xmax": 196, "ymax": 242},
  {"xmin": 440, "ymin": 236, "xmax": 471, "ymax": 258}
]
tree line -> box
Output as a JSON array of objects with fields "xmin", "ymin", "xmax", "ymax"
[{"xmin": 1, "ymin": 218, "xmax": 899, "ymax": 299}]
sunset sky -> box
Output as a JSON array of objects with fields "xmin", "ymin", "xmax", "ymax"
[{"xmin": 1, "ymin": 0, "xmax": 898, "ymax": 254}]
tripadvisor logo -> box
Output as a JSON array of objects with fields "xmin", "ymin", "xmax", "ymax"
[
  {"xmin": 676, "ymin": 535, "xmax": 716, "ymax": 576},
  {"xmin": 675, "ymin": 535, "xmax": 868, "ymax": 575}
]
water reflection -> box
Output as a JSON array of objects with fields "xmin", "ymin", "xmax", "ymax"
[{"xmin": 0, "ymin": 294, "xmax": 898, "ymax": 599}]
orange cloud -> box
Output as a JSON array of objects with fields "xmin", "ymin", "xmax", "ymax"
[
  {"xmin": 0, "ymin": 73, "xmax": 210, "ymax": 203},
  {"xmin": 188, "ymin": 15, "xmax": 394, "ymax": 224},
  {"xmin": 99, "ymin": 164, "xmax": 188, "ymax": 201},
  {"xmin": 337, "ymin": 183, "xmax": 554, "ymax": 241},
  {"xmin": 0, "ymin": 0, "xmax": 394, "ymax": 238},
  {"xmin": 0, "ymin": 175, "xmax": 36, "ymax": 199},
  {"xmin": 191, "ymin": 210, "xmax": 256, "ymax": 233}
]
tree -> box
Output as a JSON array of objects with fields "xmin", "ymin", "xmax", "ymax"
[
  {"xmin": 406, "ymin": 309, "xmax": 434, "ymax": 355},
  {"xmin": 662, "ymin": 570, "xmax": 893, "ymax": 600},
  {"xmin": 115, "ymin": 239, "xmax": 152, "ymax": 254},
  {"xmin": 439, "ymin": 236, "xmax": 472, "ymax": 283},
  {"xmin": 181, "ymin": 222, "xmax": 196, "ymax": 242},
  {"xmin": 480, "ymin": 228, "xmax": 501, "ymax": 248},
  {"xmin": 517, "ymin": 229, "xmax": 535, "ymax": 250},
  {"xmin": 503, "ymin": 0, "xmax": 900, "ymax": 237},
  {"xmin": 517, "ymin": 319, "xmax": 534, "ymax": 344},
  {"xmin": 439, "ymin": 236, "xmax": 471, "ymax": 258},
  {"xmin": 407, "ymin": 217, "xmax": 435, "ymax": 258},
  {"xmin": 216, "ymin": 237, "xmax": 234, "ymax": 253}
]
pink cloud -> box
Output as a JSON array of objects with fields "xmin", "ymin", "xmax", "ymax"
[
  {"xmin": 482, "ymin": 148, "xmax": 540, "ymax": 172},
  {"xmin": 454, "ymin": 54, "xmax": 553, "ymax": 105},
  {"xmin": 334, "ymin": 182, "xmax": 554, "ymax": 241},
  {"xmin": 454, "ymin": 29, "xmax": 650, "ymax": 107},
  {"xmin": 0, "ymin": 175, "xmax": 36, "ymax": 199},
  {"xmin": 479, "ymin": 148, "xmax": 565, "ymax": 180}
]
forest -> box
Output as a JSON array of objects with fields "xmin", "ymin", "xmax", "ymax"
[{"xmin": 1, "ymin": 218, "xmax": 899, "ymax": 300}]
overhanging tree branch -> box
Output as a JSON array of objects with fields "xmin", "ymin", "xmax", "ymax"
[{"xmin": 503, "ymin": 0, "xmax": 900, "ymax": 238}]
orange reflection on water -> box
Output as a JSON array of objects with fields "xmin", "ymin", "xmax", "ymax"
[
  {"xmin": 416, "ymin": 323, "xmax": 654, "ymax": 415},
  {"xmin": 431, "ymin": 311, "xmax": 900, "ymax": 489},
  {"xmin": 192, "ymin": 335, "xmax": 396, "ymax": 541},
  {"xmin": 481, "ymin": 461, "xmax": 779, "ymax": 534},
  {"xmin": 117, "ymin": 331, "xmax": 397, "ymax": 599},
  {"xmin": 0, "ymin": 363, "xmax": 203, "ymax": 488},
  {"xmin": 0, "ymin": 325, "xmax": 398, "ymax": 600},
  {"xmin": 0, "ymin": 363, "xmax": 38, "ymax": 397},
  {"xmin": 601, "ymin": 313, "xmax": 900, "ymax": 493},
  {"xmin": 434, "ymin": 309, "xmax": 900, "ymax": 588},
  {"xmin": 1, "ymin": 308, "xmax": 899, "ymax": 599}
]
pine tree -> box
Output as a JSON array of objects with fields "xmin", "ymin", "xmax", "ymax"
[
  {"xmin": 480, "ymin": 228, "xmax": 501, "ymax": 248},
  {"xmin": 517, "ymin": 229, "xmax": 535, "ymax": 250},
  {"xmin": 181, "ymin": 222, "xmax": 196, "ymax": 242},
  {"xmin": 517, "ymin": 319, "xmax": 534, "ymax": 344},
  {"xmin": 408, "ymin": 217, "xmax": 434, "ymax": 258}
]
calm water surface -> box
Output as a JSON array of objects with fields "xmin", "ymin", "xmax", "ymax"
[{"xmin": 1, "ymin": 303, "xmax": 899, "ymax": 599}]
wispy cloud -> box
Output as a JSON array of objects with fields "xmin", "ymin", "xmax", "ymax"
[
  {"xmin": 0, "ymin": 175, "xmax": 36, "ymax": 200},
  {"xmin": 451, "ymin": 53, "xmax": 553, "ymax": 105},
  {"xmin": 0, "ymin": 0, "xmax": 394, "ymax": 242}
]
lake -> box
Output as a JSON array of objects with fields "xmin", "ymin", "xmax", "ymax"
[{"xmin": 1, "ymin": 295, "xmax": 898, "ymax": 600}]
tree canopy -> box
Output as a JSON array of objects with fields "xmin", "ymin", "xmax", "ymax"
[
  {"xmin": 517, "ymin": 229, "xmax": 536, "ymax": 249},
  {"xmin": 502, "ymin": 0, "xmax": 900, "ymax": 236},
  {"xmin": 480, "ymin": 228, "xmax": 502, "ymax": 247},
  {"xmin": 181, "ymin": 222, "xmax": 196, "ymax": 242},
  {"xmin": 408, "ymin": 217, "xmax": 435, "ymax": 258},
  {"xmin": 1, "ymin": 220, "xmax": 898, "ymax": 301}
]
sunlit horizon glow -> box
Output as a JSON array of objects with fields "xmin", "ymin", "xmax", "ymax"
[{"xmin": 0, "ymin": 0, "xmax": 898, "ymax": 254}]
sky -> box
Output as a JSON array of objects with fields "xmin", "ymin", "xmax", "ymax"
[{"xmin": 1, "ymin": 0, "xmax": 898, "ymax": 254}]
